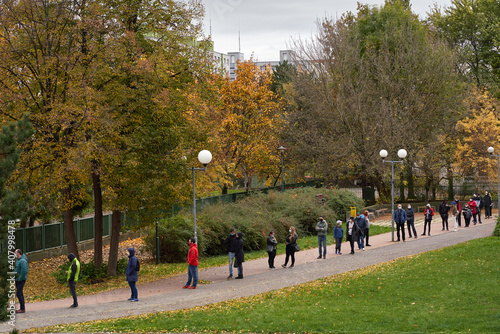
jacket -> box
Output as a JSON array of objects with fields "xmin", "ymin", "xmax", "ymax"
[
  {"xmin": 439, "ymin": 201, "xmax": 450, "ymax": 216},
  {"xmin": 393, "ymin": 209, "xmax": 407, "ymax": 224},
  {"xmin": 346, "ymin": 221, "xmax": 360, "ymax": 241},
  {"xmin": 334, "ymin": 225, "xmax": 344, "ymax": 239},
  {"xmin": 406, "ymin": 208, "xmax": 415, "ymax": 221},
  {"xmin": 463, "ymin": 206, "xmax": 472, "ymax": 219},
  {"xmin": 285, "ymin": 233, "xmax": 298, "ymax": 252},
  {"xmin": 468, "ymin": 200, "xmax": 477, "ymax": 214},
  {"xmin": 67, "ymin": 253, "xmax": 80, "ymax": 282},
  {"xmin": 15, "ymin": 254, "xmax": 28, "ymax": 281},
  {"xmin": 126, "ymin": 248, "xmax": 138, "ymax": 282},
  {"xmin": 266, "ymin": 235, "xmax": 278, "ymax": 252},
  {"xmin": 483, "ymin": 194, "xmax": 492, "ymax": 207},
  {"xmin": 355, "ymin": 215, "xmax": 367, "ymax": 230},
  {"xmin": 187, "ymin": 243, "xmax": 199, "ymax": 266},
  {"xmin": 315, "ymin": 220, "xmax": 328, "ymax": 237},
  {"xmin": 424, "ymin": 207, "xmax": 434, "ymax": 219},
  {"xmin": 235, "ymin": 232, "xmax": 245, "ymax": 264},
  {"xmin": 224, "ymin": 234, "xmax": 238, "ymax": 253}
]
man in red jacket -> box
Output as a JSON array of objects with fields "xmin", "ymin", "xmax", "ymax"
[{"xmin": 182, "ymin": 238, "xmax": 199, "ymax": 290}]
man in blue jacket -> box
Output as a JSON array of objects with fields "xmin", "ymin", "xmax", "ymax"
[
  {"xmin": 394, "ymin": 204, "xmax": 407, "ymax": 242},
  {"xmin": 15, "ymin": 249, "xmax": 28, "ymax": 313},
  {"xmin": 354, "ymin": 213, "xmax": 367, "ymax": 250}
]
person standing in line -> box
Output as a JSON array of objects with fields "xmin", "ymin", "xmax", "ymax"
[
  {"xmin": 333, "ymin": 220, "xmax": 344, "ymax": 255},
  {"xmin": 316, "ymin": 216, "xmax": 328, "ymax": 259},
  {"xmin": 234, "ymin": 232, "xmax": 245, "ymax": 279},
  {"xmin": 468, "ymin": 198, "xmax": 478, "ymax": 225},
  {"xmin": 266, "ymin": 231, "xmax": 278, "ymax": 269},
  {"xmin": 483, "ymin": 191, "xmax": 492, "ymax": 219},
  {"xmin": 126, "ymin": 248, "xmax": 139, "ymax": 301},
  {"xmin": 438, "ymin": 199, "xmax": 450, "ymax": 231},
  {"xmin": 393, "ymin": 204, "xmax": 407, "ymax": 242},
  {"xmin": 406, "ymin": 204, "xmax": 417, "ymax": 238},
  {"xmin": 66, "ymin": 253, "xmax": 80, "ymax": 308},
  {"xmin": 422, "ymin": 204, "xmax": 434, "ymax": 236},
  {"xmin": 354, "ymin": 213, "xmax": 366, "ymax": 250},
  {"xmin": 182, "ymin": 238, "xmax": 199, "ymax": 288},
  {"xmin": 450, "ymin": 200, "xmax": 459, "ymax": 231},
  {"xmin": 346, "ymin": 217, "xmax": 360, "ymax": 254},
  {"xmin": 224, "ymin": 228, "xmax": 238, "ymax": 279},
  {"xmin": 463, "ymin": 204, "xmax": 472, "ymax": 227},
  {"xmin": 282, "ymin": 227, "xmax": 298, "ymax": 268},
  {"xmin": 455, "ymin": 196, "xmax": 462, "ymax": 227},
  {"xmin": 363, "ymin": 210, "xmax": 371, "ymax": 246},
  {"xmin": 14, "ymin": 249, "xmax": 28, "ymax": 313},
  {"xmin": 473, "ymin": 193, "xmax": 483, "ymax": 224}
]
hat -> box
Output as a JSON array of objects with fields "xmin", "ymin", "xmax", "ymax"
[
  {"xmin": 336, "ymin": 220, "xmax": 342, "ymax": 224},
  {"xmin": 426, "ymin": 204, "xmax": 430, "ymax": 207}
]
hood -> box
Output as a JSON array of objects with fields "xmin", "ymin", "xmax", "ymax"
[
  {"xmin": 20, "ymin": 254, "xmax": 28, "ymax": 262},
  {"xmin": 68, "ymin": 253, "xmax": 76, "ymax": 262},
  {"xmin": 128, "ymin": 248, "xmax": 135, "ymax": 258},
  {"xmin": 236, "ymin": 232, "xmax": 243, "ymax": 239}
]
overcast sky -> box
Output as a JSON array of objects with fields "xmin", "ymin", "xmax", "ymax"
[{"xmin": 201, "ymin": 0, "xmax": 452, "ymax": 61}]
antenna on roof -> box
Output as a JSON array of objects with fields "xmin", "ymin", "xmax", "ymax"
[{"xmin": 238, "ymin": 23, "xmax": 241, "ymax": 52}]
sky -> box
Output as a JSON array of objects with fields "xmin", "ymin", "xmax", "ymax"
[{"xmin": 201, "ymin": 0, "xmax": 452, "ymax": 61}]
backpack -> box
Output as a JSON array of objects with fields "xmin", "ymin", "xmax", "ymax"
[{"xmin": 135, "ymin": 258, "xmax": 140, "ymax": 272}]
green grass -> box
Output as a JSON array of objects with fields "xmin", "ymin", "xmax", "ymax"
[{"xmin": 37, "ymin": 236, "xmax": 499, "ymax": 333}]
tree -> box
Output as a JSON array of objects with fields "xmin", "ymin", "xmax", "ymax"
[
  {"xmin": 285, "ymin": 1, "xmax": 463, "ymax": 197},
  {"xmin": 429, "ymin": 0, "xmax": 500, "ymax": 97},
  {"xmin": 209, "ymin": 60, "xmax": 284, "ymax": 193}
]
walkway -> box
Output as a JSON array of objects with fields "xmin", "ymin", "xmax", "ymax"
[{"xmin": 2, "ymin": 216, "xmax": 496, "ymax": 333}]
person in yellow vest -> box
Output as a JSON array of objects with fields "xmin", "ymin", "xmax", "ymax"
[{"xmin": 66, "ymin": 253, "xmax": 80, "ymax": 308}]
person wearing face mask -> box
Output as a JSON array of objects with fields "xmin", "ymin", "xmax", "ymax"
[
  {"xmin": 346, "ymin": 217, "xmax": 360, "ymax": 254},
  {"xmin": 354, "ymin": 213, "xmax": 367, "ymax": 250},
  {"xmin": 266, "ymin": 231, "xmax": 278, "ymax": 269},
  {"xmin": 315, "ymin": 216, "xmax": 328, "ymax": 259},
  {"xmin": 393, "ymin": 204, "xmax": 407, "ymax": 242},
  {"xmin": 363, "ymin": 210, "xmax": 372, "ymax": 247},
  {"xmin": 224, "ymin": 228, "xmax": 238, "ymax": 279},
  {"xmin": 406, "ymin": 204, "xmax": 417, "ymax": 238},
  {"xmin": 282, "ymin": 227, "xmax": 298, "ymax": 268}
]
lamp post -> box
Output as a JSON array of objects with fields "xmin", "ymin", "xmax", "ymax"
[
  {"xmin": 192, "ymin": 150, "xmax": 212, "ymax": 242},
  {"xmin": 380, "ymin": 148, "xmax": 407, "ymax": 242},
  {"xmin": 278, "ymin": 146, "xmax": 286, "ymax": 192},
  {"xmin": 487, "ymin": 147, "xmax": 500, "ymax": 218}
]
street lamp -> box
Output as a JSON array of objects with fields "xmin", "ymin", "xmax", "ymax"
[
  {"xmin": 380, "ymin": 148, "xmax": 407, "ymax": 242},
  {"xmin": 278, "ymin": 146, "xmax": 286, "ymax": 192},
  {"xmin": 192, "ymin": 150, "xmax": 212, "ymax": 242},
  {"xmin": 487, "ymin": 147, "xmax": 499, "ymax": 217}
]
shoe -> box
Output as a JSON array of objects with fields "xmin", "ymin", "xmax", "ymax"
[
  {"xmin": 131, "ymin": 299, "xmax": 139, "ymax": 302},
  {"xmin": 127, "ymin": 297, "xmax": 134, "ymax": 300},
  {"xmin": 282, "ymin": 264, "xmax": 287, "ymax": 268},
  {"xmin": 421, "ymin": 233, "xmax": 426, "ymax": 236},
  {"xmin": 453, "ymin": 229, "xmax": 457, "ymax": 232},
  {"xmin": 182, "ymin": 285, "xmax": 190, "ymax": 289},
  {"xmin": 317, "ymin": 255, "xmax": 322, "ymax": 259},
  {"xmin": 235, "ymin": 276, "xmax": 243, "ymax": 279},
  {"xmin": 188, "ymin": 286, "xmax": 197, "ymax": 289},
  {"xmin": 408, "ymin": 236, "xmax": 412, "ymax": 238},
  {"xmin": 323, "ymin": 256, "xmax": 326, "ymax": 259},
  {"xmin": 397, "ymin": 239, "xmax": 400, "ymax": 242},
  {"xmin": 447, "ymin": 228, "xmax": 449, "ymax": 231},
  {"xmin": 442, "ymin": 228, "xmax": 445, "ymax": 231},
  {"xmin": 335, "ymin": 250, "xmax": 337, "ymax": 254},
  {"xmin": 227, "ymin": 275, "xmax": 233, "ymax": 280},
  {"xmin": 339, "ymin": 252, "xmax": 342, "ymax": 255},
  {"xmin": 363, "ymin": 248, "xmax": 365, "ymax": 251},
  {"xmin": 403, "ymin": 240, "xmax": 406, "ymax": 242},
  {"xmin": 70, "ymin": 304, "xmax": 78, "ymax": 308},
  {"xmin": 271, "ymin": 266, "xmax": 276, "ymax": 269},
  {"xmin": 479, "ymin": 222, "xmax": 482, "ymax": 224},
  {"xmin": 350, "ymin": 251, "xmax": 355, "ymax": 254},
  {"xmin": 428, "ymin": 234, "xmax": 431, "ymax": 236},
  {"xmin": 366, "ymin": 244, "xmax": 371, "ymax": 246},
  {"xmin": 289, "ymin": 265, "xmax": 294, "ymax": 268},
  {"xmin": 15, "ymin": 309, "xmax": 25, "ymax": 313}
]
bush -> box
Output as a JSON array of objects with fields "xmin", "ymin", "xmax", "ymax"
[
  {"xmin": 143, "ymin": 215, "xmax": 204, "ymax": 263},
  {"xmin": 494, "ymin": 216, "xmax": 500, "ymax": 237},
  {"xmin": 53, "ymin": 258, "xmax": 127, "ymax": 285}
]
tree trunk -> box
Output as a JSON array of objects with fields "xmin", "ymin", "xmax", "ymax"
[
  {"xmin": 63, "ymin": 186, "xmax": 79, "ymax": 259},
  {"xmin": 447, "ymin": 165, "xmax": 454, "ymax": 200},
  {"xmin": 222, "ymin": 184, "xmax": 228, "ymax": 195},
  {"xmin": 399, "ymin": 169, "xmax": 405, "ymax": 202},
  {"xmin": 406, "ymin": 161, "xmax": 415, "ymax": 199},
  {"xmin": 107, "ymin": 210, "xmax": 121, "ymax": 276},
  {"xmin": 92, "ymin": 161, "xmax": 103, "ymax": 268}
]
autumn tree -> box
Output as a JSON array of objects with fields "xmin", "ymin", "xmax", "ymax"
[
  {"xmin": 209, "ymin": 60, "xmax": 284, "ymax": 193},
  {"xmin": 285, "ymin": 0, "xmax": 463, "ymax": 197}
]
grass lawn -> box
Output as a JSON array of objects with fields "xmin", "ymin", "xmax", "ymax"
[
  {"xmin": 36, "ymin": 236, "xmax": 500, "ymax": 333},
  {"xmin": 27, "ymin": 225, "xmax": 392, "ymax": 302}
]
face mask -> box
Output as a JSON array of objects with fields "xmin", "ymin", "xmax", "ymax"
[
  {"xmin": 408, "ymin": 206, "xmax": 411, "ymax": 209},
  {"xmin": 230, "ymin": 233, "xmax": 235, "ymax": 236},
  {"xmin": 289, "ymin": 229, "xmax": 291, "ymax": 233}
]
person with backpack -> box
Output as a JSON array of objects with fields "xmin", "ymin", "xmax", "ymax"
[
  {"xmin": 463, "ymin": 204, "xmax": 473, "ymax": 227},
  {"xmin": 422, "ymin": 204, "xmax": 434, "ymax": 236},
  {"xmin": 126, "ymin": 247, "xmax": 139, "ymax": 302}
]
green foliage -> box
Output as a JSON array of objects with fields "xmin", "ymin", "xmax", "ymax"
[
  {"xmin": 147, "ymin": 187, "xmax": 364, "ymax": 259},
  {"xmin": 53, "ymin": 258, "xmax": 127, "ymax": 285},
  {"xmin": 494, "ymin": 216, "xmax": 500, "ymax": 237},
  {"xmin": 143, "ymin": 215, "xmax": 203, "ymax": 263}
]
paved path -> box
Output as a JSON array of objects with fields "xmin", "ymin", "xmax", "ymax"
[{"xmin": 2, "ymin": 216, "xmax": 497, "ymax": 333}]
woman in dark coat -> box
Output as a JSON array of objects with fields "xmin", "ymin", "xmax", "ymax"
[
  {"xmin": 234, "ymin": 232, "xmax": 245, "ymax": 279},
  {"xmin": 126, "ymin": 247, "xmax": 139, "ymax": 301},
  {"xmin": 266, "ymin": 231, "xmax": 278, "ymax": 269},
  {"xmin": 346, "ymin": 217, "xmax": 360, "ymax": 254},
  {"xmin": 282, "ymin": 226, "xmax": 298, "ymax": 268}
]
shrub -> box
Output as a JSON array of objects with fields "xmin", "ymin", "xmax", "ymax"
[
  {"xmin": 53, "ymin": 258, "xmax": 127, "ymax": 285},
  {"xmin": 143, "ymin": 215, "xmax": 204, "ymax": 263},
  {"xmin": 494, "ymin": 216, "xmax": 500, "ymax": 237}
]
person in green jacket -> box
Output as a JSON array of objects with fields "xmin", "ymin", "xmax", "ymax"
[
  {"xmin": 14, "ymin": 249, "xmax": 28, "ymax": 313},
  {"xmin": 66, "ymin": 253, "xmax": 80, "ymax": 308}
]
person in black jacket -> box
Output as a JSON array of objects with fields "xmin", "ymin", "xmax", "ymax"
[
  {"xmin": 439, "ymin": 199, "xmax": 450, "ymax": 231},
  {"xmin": 266, "ymin": 232, "xmax": 278, "ymax": 269},
  {"xmin": 224, "ymin": 228, "xmax": 238, "ymax": 279},
  {"xmin": 406, "ymin": 204, "xmax": 417, "ymax": 238},
  {"xmin": 483, "ymin": 191, "xmax": 492, "ymax": 218},
  {"xmin": 234, "ymin": 232, "xmax": 244, "ymax": 279},
  {"xmin": 282, "ymin": 227, "xmax": 298, "ymax": 268},
  {"xmin": 346, "ymin": 217, "xmax": 360, "ymax": 254}
]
